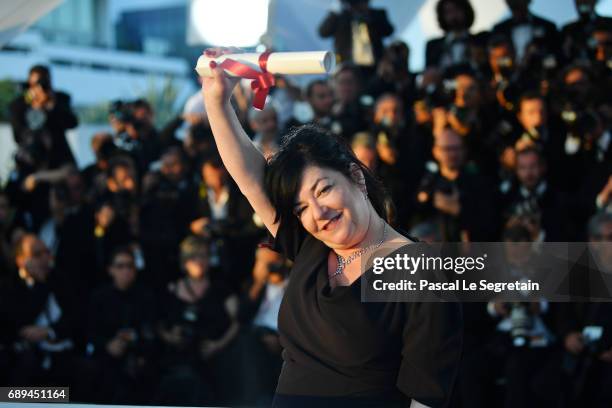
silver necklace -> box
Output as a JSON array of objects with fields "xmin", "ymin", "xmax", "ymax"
[{"xmin": 329, "ymin": 221, "xmax": 387, "ymax": 280}]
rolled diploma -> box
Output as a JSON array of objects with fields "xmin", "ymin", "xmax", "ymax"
[{"xmin": 195, "ymin": 51, "xmax": 335, "ymax": 77}]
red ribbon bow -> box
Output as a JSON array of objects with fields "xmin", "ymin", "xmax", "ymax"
[{"xmin": 218, "ymin": 51, "xmax": 275, "ymax": 110}]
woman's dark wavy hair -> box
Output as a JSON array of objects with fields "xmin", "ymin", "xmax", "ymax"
[
  {"xmin": 436, "ymin": 0, "xmax": 475, "ymax": 32},
  {"xmin": 264, "ymin": 125, "xmax": 394, "ymax": 232}
]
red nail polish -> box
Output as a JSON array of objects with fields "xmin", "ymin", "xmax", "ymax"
[{"xmin": 209, "ymin": 61, "xmax": 217, "ymax": 69}]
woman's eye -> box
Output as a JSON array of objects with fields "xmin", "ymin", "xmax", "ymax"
[
  {"xmin": 317, "ymin": 185, "xmax": 332, "ymax": 197},
  {"xmin": 294, "ymin": 207, "xmax": 306, "ymax": 217}
]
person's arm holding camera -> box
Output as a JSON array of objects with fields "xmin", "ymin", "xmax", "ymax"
[
  {"xmin": 21, "ymin": 164, "xmax": 72, "ymax": 192},
  {"xmin": 28, "ymin": 81, "xmax": 54, "ymax": 111},
  {"xmin": 202, "ymin": 48, "xmax": 278, "ymax": 237},
  {"xmin": 19, "ymin": 325, "xmax": 52, "ymax": 342},
  {"xmin": 190, "ymin": 216, "xmax": 211, "ymax": 238},
  {"xmin": 107, "ymin": 327, "xmax": 141, "ymax": 359},
  {"xmin": 26, "ymin": 77, "xmax": 78, "ymax": 131},
  {"xmin": 433, "ymin": 187, "xmax": 461, "ymax": 217}
]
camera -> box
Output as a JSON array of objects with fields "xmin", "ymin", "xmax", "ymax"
[
  {"xmin": 562, "ymin": 109, "xmax": 599, "ymax": 149},
  {"xmin": 22, "ymin": 77, "xmax": 51, "ymax": 93},
  {"xmin": 418, "ymin": 81, "xmax": 454, "ymax": 110},
  {"xmin": 35, "ymin": 77, "xmax": 51, "ymax": 92},
  {"xmin": 109, "ymin": 100, "xmax": 149, "ymax": 150},
  {"xmin": 417, "ymin": 170, "xmax": 455, "ymax": 205},
  {"xmin": 497, "ymin": 56, "xmax": 514, "ymax": 79},
  {"xmin": 109, "ymin": 100, "xmax": 146, "ymax": 130},
  {"xmin": 449, "ymin": 104, "xmax": 470, "ymax": 125},
  {"xmin": 509, "ymin": 302, "xmax": 534, "ymax": 347}
]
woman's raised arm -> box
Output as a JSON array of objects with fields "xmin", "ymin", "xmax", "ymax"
[{"xmin": 201, "ymin": 48, "xmax": 278, "ymax": 237}]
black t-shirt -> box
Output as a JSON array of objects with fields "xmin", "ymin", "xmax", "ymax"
[
  {"xmin": 160, "ymin": 280, "xmax": 233, "ymax": 342},
  {"xmin": 272, "ymin": 219, "xmax": 463, "ymax": 407}
]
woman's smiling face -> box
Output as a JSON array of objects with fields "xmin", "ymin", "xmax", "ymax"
[{"xmin": 293, "ymin": 165, "xmax": 370, "ymax": 249}]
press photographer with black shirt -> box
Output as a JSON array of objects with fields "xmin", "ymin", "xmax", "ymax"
[
  {"xmin": 86, "ymin": 247, "xmax": 157, "ymax": 404},
  {"xmin": 9, "ymin": 65, "xmax": 78, "ymax": 170},
  {"xmin": 318, "ymin": 0, "xmax": 394, "ymax": 76}
]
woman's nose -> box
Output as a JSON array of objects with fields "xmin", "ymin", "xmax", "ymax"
[{"xmin": 309, "ymin": 199, "xmax": 328, "ymax": 220}]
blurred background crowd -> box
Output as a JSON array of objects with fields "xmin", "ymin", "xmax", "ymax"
[{"xmin": 0, "ymin": 0, "xmax": 611, "ymax": 407}]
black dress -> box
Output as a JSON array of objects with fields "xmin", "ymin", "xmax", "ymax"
[{"xmin": 271, "ymin": 220, "xmax": 463, "ymax": 408}]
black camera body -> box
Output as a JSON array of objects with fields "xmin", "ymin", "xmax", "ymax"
[
  {"xmin": 36, "ymin": 77, "xmax": 51, "ymax": 92},
  {"xmin": 109, "ymin": 100, "xmax": 147, "ymax": 130},
  {"xmin": 509, "ymin": 302, "xmax": 534, "ymax": 347},
  {"xmin": 417, "ymin": 170, "xmax": 455, "ymax": 205}
]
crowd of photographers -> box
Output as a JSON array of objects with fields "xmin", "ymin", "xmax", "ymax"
[{"xmin": 0, "ymin": 0, "xmax": 611, "ymax": 406}]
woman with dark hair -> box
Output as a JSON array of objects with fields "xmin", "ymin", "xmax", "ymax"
[{"xmin": 202, "ymin": 48, "xmax": 462, "ymax": 408}]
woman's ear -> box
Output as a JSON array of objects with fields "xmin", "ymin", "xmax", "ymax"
[{"xmin": 349, "ymin": 163, "xmax": 367, "ymax": 194}]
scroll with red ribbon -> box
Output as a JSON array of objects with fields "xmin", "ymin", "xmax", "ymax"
[{"xmin": 195, "ymin": 50, "xmax": 335, "ymax": 110}]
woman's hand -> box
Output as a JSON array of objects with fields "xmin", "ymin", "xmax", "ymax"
[{"xmin": 201, "ymin": 47, "xmax": 243, "ymax": 108}]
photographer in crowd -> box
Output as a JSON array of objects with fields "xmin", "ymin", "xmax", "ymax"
[
  {"xmin": 189, "ymin": 156, "xmax": 259, "ymax": 290},
  {"xmin": 414, "ymin": 128, "xmax": 498, "ymax": 241},
  {"xmin": 2, "ymin": 234, "xmax": 78, "ymax": 387},
  {"xmin": 108, "ymin": 100, "xmax": 161, "ymax": 175},
  {"xmin": 500, "ymin": 145, "xmax": 572, "ymax": 241},
  {"xmin": 140, "ymin": 147, "xmax": 197, "ymax": 288},
  {"xmin": 485, "ymin": 222, "xmax": 562, "ymax": 408},
  {"xmin": 318, "ymin": 0, "xmax": 394, "ymax": 76},
  {"xmin": 86, "ymin": 247, "xmax": 157, "ymax": 404},
  {"xmin": 556, "ymin": 212, "xmax": 612, "ymax": 407},
  {"xmin": 157, "ymin": 236, "xmax": 239, "ymax": 405},
  {"xmin": 9, "ymin": 65, "xmax": 78, "ymax": 170},
  {"xmin": 426, "ymin": 0, "xmax": 482, "ymax": 70},
  {"xmin": 561, "ymin": 0, "xmax": 612, "ymax": 61}
]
